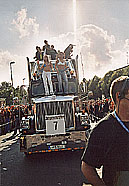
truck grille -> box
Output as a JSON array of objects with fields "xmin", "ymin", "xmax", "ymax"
[{"xmin": 36, "ymin": 101, "xmax": 74, "ymax": 130}]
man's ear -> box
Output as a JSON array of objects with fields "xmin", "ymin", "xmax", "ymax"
[{"xmin": 116, "ymin": 92, "xmax": 120, "ymax": 103}]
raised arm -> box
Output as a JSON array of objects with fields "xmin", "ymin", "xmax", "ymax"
[
  {"xmin": 55, "ymin": 60, "xmax": 59, "ymax": 74},
  {"xmin": 65, "ymin": 61, "xmax": 68, "ymax": 69},
  {"xmin": 50, "ymin": 61, "xmax": 54, "ymax": 71},
  {"xmin": 37, "ymin": 60, "xmax": 44, "ymax": 70}
]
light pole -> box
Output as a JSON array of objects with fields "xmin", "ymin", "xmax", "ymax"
[
  {"xmin": 10, "ymin": 61, "xmax": 15, "ymax": 87},
  {"xmin": 22, "ymin": 78, "xmax": 26, "ymax": 105}
]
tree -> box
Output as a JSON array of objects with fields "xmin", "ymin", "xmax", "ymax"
[
  {"xmin": 88, "ymin": 75, "xmax": 101, "ymax": 99},
  {"xmin": 0, "ymin": 82, "xmax": 13, "ymax": 105},
  {"xmin": 0, "ymin": 82, "xmax": 27, "ymax": 106},
  {"xmin": 80, "ymin": 65, "xmax": 129, "ymax": 99},
  {"xmin": 101, "ymin": 66, "xmax": 129, "ymax": 98}
]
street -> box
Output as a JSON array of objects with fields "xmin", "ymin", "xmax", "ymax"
[{"xmin": 0, "ymin": 132, "xmax": 89, "ymax": 186}]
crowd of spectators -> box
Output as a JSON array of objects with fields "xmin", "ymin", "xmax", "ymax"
[
  {"xmin": 0, "ymin": 105, "xmax": 30, "ymax": 135},
  {"xmin": 81, "ymin": 98, "xmax": 115, "ymax": 122},
  {"xmin": 0, "ymin": 98, "xmax": 114, "ymax": 135}
]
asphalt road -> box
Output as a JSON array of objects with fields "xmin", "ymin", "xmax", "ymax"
[{"xmin": 1, "ymin": 133, "xmax": 88, "ymax": 186}]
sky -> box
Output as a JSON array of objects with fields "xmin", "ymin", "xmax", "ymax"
[{"xmin": 0, "ymin": 0, "xmax": 129, "ymax": 87}]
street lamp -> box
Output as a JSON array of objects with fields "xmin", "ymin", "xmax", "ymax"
[
  {"xmin": 22, "ymin": 78, "xmax": 26, "ymax": 105},
  {"xmin": 10, "ymin": 61, "xmax": 15, "ymax": 87}
]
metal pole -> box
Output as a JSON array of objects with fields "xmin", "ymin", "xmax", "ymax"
[
  {"xmin": 10, "ymin": 61, "xmax": 15, "ymax": 87},
  {"xmin": 10, "ymin": 61, "xmax": 15, "ymax": 105},
  {"xmin": 22, "ymin": 78, "xmax": 26, "ymax": 105},
  {"xmin": 26, "ymin": 57, "xmax": 31, "ymax": 104},
  {"xmin": 10, "ymin": 64, "xmax": 13, "ymax": 86}
]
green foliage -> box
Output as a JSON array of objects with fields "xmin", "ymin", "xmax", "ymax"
[
  {"xmin": 0, "ymin": 82, "xmax": 27, "ymax": 106},
  {"xmin": 88, "ymin": 75, "xmax": 101, "ymax": 99},
  {"xmin": 81, "ymin": 65, "xmax": 129, "ymax": 99}
]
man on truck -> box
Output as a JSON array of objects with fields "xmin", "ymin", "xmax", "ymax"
[{"xmin": 81, "ymin": 76, "xmax": 129, "ymax": 186}]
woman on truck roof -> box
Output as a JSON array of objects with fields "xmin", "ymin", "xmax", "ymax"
[
  {"xmin": 55, "ymin": 52, "xmax": 68, "ymax": 94},
  {"xmin": 37, "ymin": 55, "xmax": 54, "ymax": 95}
]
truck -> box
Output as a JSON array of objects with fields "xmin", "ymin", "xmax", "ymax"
[{"xmin": 20, "ymin": 55, "xmax": 90, "ymax": 155}]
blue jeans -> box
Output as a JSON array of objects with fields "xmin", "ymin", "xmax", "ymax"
[{"xmin": 58, "ymin": 71, "xmax": 68, "ymax": 93}]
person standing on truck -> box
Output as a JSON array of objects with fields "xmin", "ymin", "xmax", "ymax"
[
  {"xmin": 64, "ymin": 44, "xmax": 74, "ymax": 59},
  {"xmin": 55, "ymin": 52, "xmax": 68, "ymax": 94},
  {"xmin": 50, "ymin": 45, "xmax": 57, "ymax": 60},
  {"xmin": 42, "ymin": 40, "xmax": 51, "ymax": 55},
  {"xmin": 81, "ymin": 76, "xmax": 129, "ymax": 186},
  {"xmin": 37, "ymin": 55, "xmax": 54, "ymax": 95},
  {"xmin": 34, "ymin": 46, "xmax": 43, "ymax": 61}
]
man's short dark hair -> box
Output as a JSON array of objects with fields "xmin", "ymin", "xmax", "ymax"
[
  {"xmin": 110, "ymin": 76, "xmax": 129, "ymax": 104},
  {"xmin": 44, "ymin": 40, "xmax": 48, "ymax": 44}
]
